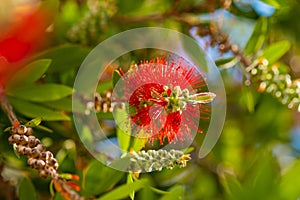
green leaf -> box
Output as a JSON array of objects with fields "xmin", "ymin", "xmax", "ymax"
[
  {"xmin": 280, "ymin": 160, "xmax": 300, "ymax": 199},
  {"xmin": 244, "ymin": 17, "xmax": 268, "ymax": 55},
  {"xmin": 182, "ymin": 36, "xmax": 208, "ymax": 73},
  {"xmin": 6, "ymin": 59, "xmax": 51, "ymax": 91},
  {"xmin": 4, "ymin": 126, "xmax": 11, "ymax": 132},
  {"xmin": 112, "ymin": 69, "xmax": 122, "ymax": 88},
  {"xmin": 9, "ymin": 97, "xmax": 70, "ymax": 121},
  {"xmin": 160, "ymin": 185, "xmax": 185, "ymax": 200},
  {"xmin": 19, "ymin": 177, "xmax": 37, "ymax": 200},
  {"xmin": 8, "ymin": 84, "xmax": 73, "ymax": 102},
  {"xmin": 34, "ymin": 45, "xmax": 91, "ymax": 73},
  {"xmin": 25, "ymin": 117, "xmax": 42, "ymax": 127},
  {"xmin": 127, "ymin": 173, "xmax": 135, "ymax": 200},
  {"xmin": 13, "ymin": 144, "xmax": 20, "ymax": 158},
  {"xmin": 42, "ymin": 98, "xmax": 73, "ymax": 111},
  {"xmin": 115, "ymin": 108, "xmax": 131, "ymax": 153},
  {"xmin": 215, "ymin": 57, "xmax": 238, "ymax": 69},
  {"xmin": 241, "ymin": 86, "xmax": 256, "ymax": 113},
  {"xmin": 260, "ymin": 40, "xmax": 291, "ymax": 65},
  {"xmin": 261, "ymin": 0, "xmax": 288, "ymax": 8},
  {"xmin": 99, "ymin": 179, "xmax": 148, "ymax": 200},
  {"xmin": 83, "ymin": 160, "xmax": 124, "ymax": 196}
]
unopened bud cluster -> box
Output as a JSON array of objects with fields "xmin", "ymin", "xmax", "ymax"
[
  {"xmin": 246, "ymin": 58, "xmax": 300, "ymax": 112},
  {"xmin": 127, "ymin": 149, "xmax": 191, "ymax": 173},
  {"xmin": 8, "ymin": 124, "xmax": 59, "ymax": 179}
]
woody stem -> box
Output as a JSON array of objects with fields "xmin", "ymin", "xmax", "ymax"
[{"xmin": 0, "ymin": 84, "xmax": 18, "ymax": 124}]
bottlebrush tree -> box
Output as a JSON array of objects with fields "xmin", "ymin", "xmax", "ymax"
[{"xmin": 0, "ymin": 0, "xmax": 300, "ymax": 200}]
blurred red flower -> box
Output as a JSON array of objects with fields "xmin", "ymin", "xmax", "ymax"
[
  {"xmin": 119, "ymin": 57, "xmax": 211, "ymax": 145},
  {"xmin": 0, "ymin": 4, "xmax": 50, "ymax": 85}
]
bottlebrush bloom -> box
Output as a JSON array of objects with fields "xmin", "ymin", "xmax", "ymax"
[
  {"xmin": 0, "ymin": 4, "xmax": 50, "ymax": 85},
  {"xmin": 114, "ymin": 57, "xmax": 215, "ymax": 145}
]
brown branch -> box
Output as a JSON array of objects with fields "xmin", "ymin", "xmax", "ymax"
[{"xmin": 0, "ymin": 85, "xmax": 17, "ymax": 124}]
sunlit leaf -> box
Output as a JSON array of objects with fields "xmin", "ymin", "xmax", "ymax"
[
  {"xmin": 260, "ymin": 40, "xmax": 291, "ymax": 65},
  {"xmin": 8, "ymin": 84, "xmax": 73, "ymax": 102},
  {"xmin": 244, "ymin": 17, "xmax": 268, "ymax": 55},
  {"xmin": 280, "ymin": 160, "xmax": 300, "ymax": 199},
  {"xmin": 25, "ymin": 117, "xmax": 42, "ymax": 127},
  {"xmin": 9, "ymin": 97, "xmax": 70, "ymax": 121},
  {"xmin": 83, "ymin": 160, "xmax": 124, "ymax": 196}
]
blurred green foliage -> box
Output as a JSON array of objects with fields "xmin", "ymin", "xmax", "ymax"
[{"xmin": 1, "ymin": 0, "xmax": 300, "ymax": 199}]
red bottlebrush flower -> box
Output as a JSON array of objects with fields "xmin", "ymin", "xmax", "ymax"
[
  {"xmin": 115, "ymin": 57, "xmax": 214, "ymax": 145},
  {"xmin": 0, "ymin": 4, "xmax": 50, "ymax": 85}
]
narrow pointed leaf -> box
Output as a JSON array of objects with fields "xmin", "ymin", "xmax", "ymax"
[
  {"xmin": 9, "ymin": 97, "xmax": 70, "ymax": 121},
  {"xmin": 8, "ymin": 84, "xmax": 73, "ymax": 102},
  {"xmin": 6, "ymin": 59, "xmax": 51, "ymax": 91}
]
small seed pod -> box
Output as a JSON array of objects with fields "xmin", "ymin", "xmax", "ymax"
[
  {"xmin": 28, "ymin": 136, "xmax": 36, "ymax": 148},
  {"xmin": 12, "ymin": 134, "xmax": 21, "ymax": 144},
  {"xmin": 30, "ymin": 148, "xmax": 40, "ymax": 158},
  {"xmin": 45, "ymin": 151, "xmax": 53, "ymax": 160},
  {"xmin": 25, "ymin": 127, "xmax": 33, "ymax": 135},
  {"xmin": 36, "ymin": 160, "xmax": 46, "ymax": 169},
  {"xmin": 10, "ymin": 127, "xmax": 17, "ymax": 134},
  {"xmin": 19, "ymin": 135, "xmax": 28, "ymax": 145},
  {"xmin": 48, "ymin": 158, "xmax": 59, "ymax": 170},
  {"xmin": 16, "ymin": 145, "xmax": 26, "ymax": 155},
  {"xmin": 28, "ymin": 158, "xmax": 37, "ymax": 167},
  {"xmin": 36, "ymin": 144, "xmax": 46, "ymax": 152},
  {"xmin": 23, "ymin": 147, "xmax": 32, "ymax": 156},
  {"xmin": 16, "ymin": 125, "xmax": 27, "ymax": 135},
  {"xmin": 39, "ymin": 170, "xmax": 48, "ymax": 179},
  {"xmin": 8, "ymin": 136, "xmax": 14, "ymax": 144},
  {"xmin": 39, "ymin": 152, "xmax": 47, "ymax": 161}
]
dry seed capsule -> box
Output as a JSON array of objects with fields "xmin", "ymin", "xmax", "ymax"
[
  {"xmin": 39, "ymin": 152, "xmax": 47, "ymax": 161},
  {"xmin": 36, "ymin": 144, "xmax": 46, "ymax": 152},
  {"xmin": 39, "ymin": 170, "xmax": 48, "ymax": 179},
  {"xmin": 8, "ymin": 136, "xmax": 14, "ymax": 144},
  {"xmin": 45, "ymin": 151, "xmax": 53, "ymax": 160},
  {"xmin": 12, "ymin": 134, "xmax": 21, "ymax": 144},
  {"xmin": 48, "ymin": 158, "xmax": 59, "ymax": 170},
  {"xmin": 28, "ymin": 136, "xmax": 36, "ymax": 148},
  {"xmin": 10, "ymin": 127, "xmax": 17, "ymax": 134},
  {"xmin": 23, "ymin": 147, "xmax": 32, "ymax": 156},
  {"xmin": 25, "ymin": 127, "xmax": 33, "ymax": 135},
  {"xmin": 16, "ymin": 125, "xmax": 27, "ymax": 135},
  {"xmin": 16, "ymin": 145, "xmax": 26, "ymax": 155},
  {"xmin": 19, "ymin": 135, "xmax": 28, "ymax": 145},
  {"xmin": 28, "ymin": 158, "xmax": 37, "ymax": 167},
  {"xmin": 36, "ymin": 160, "xmax": 46, "ymax": 169},
  {"xmin": 30, "ymin": 148, "xmax": 40, "ymax": 158}
]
